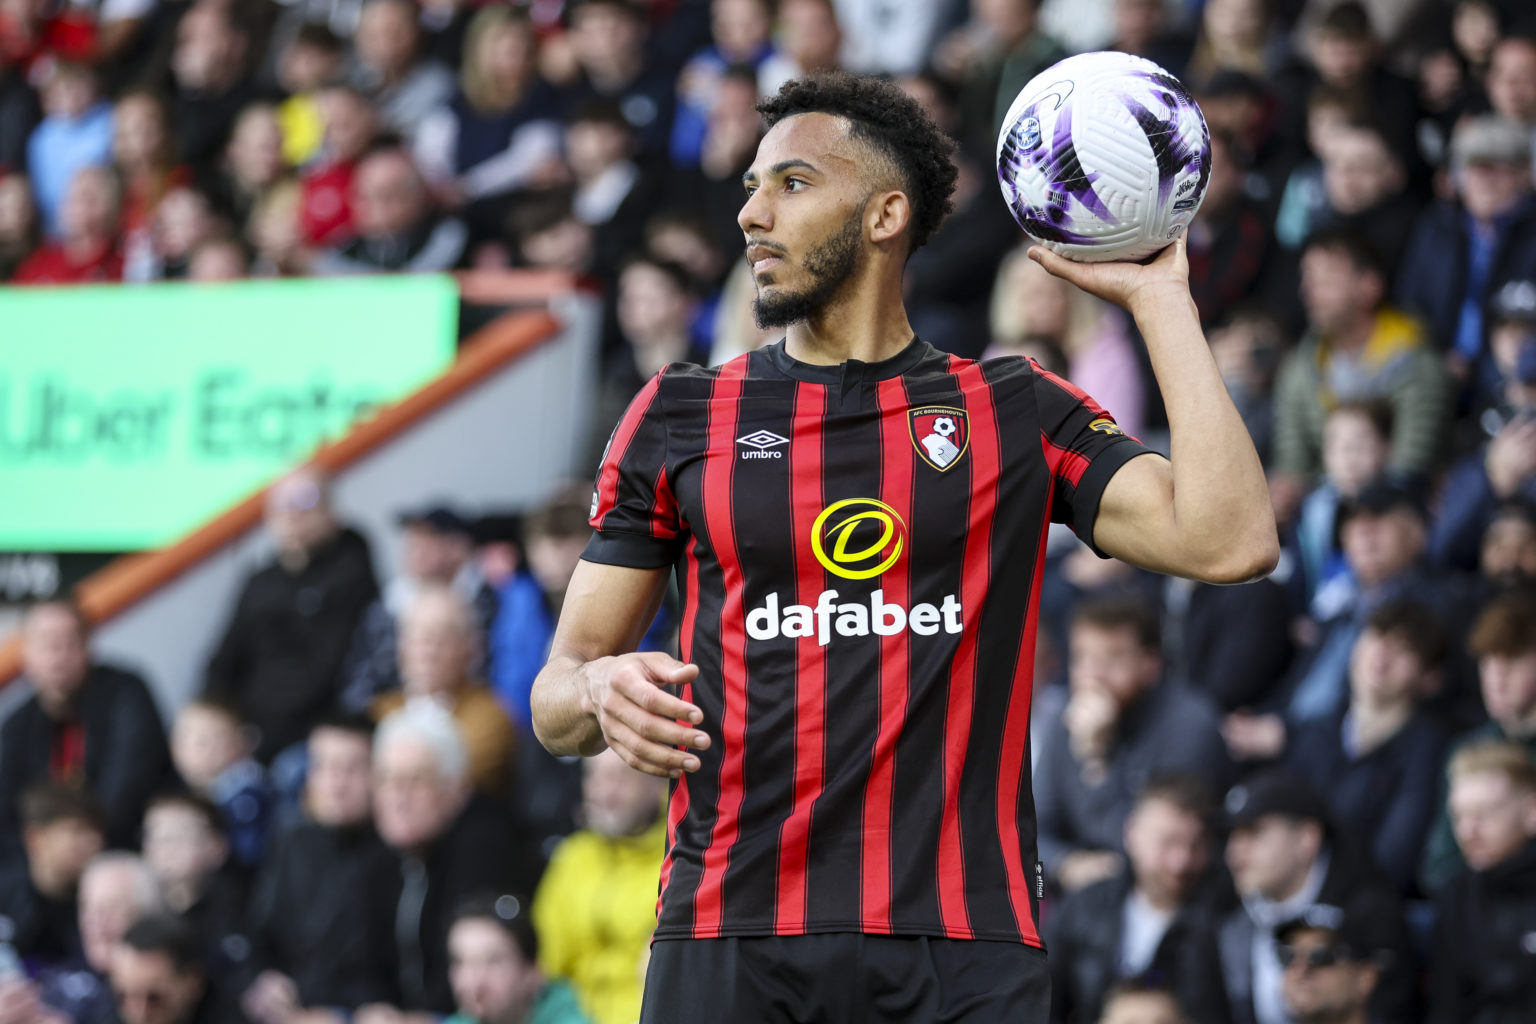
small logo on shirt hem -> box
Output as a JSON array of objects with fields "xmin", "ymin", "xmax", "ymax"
[{"xmin": 737, "ymin": 429, "xmax": 789, "ymax": 459}]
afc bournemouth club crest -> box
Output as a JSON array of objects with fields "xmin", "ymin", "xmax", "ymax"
[{"xmin": 908, "ymin": 406, "xmax": 969, "ymax": 472}]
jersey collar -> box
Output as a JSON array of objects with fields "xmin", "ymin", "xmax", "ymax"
[{"xmin": 761, "ymin": 335, "xmax": 931, "ymax": 383}]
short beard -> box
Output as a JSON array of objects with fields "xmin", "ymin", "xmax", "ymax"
[{"xmin": 752, "ymin": 210, "xmax": 863, "ymax": 329}]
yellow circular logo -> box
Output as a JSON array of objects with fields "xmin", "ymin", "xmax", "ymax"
[{"xmin": 811, "ymin": 498, "xmax": 907, "ymax": 580}]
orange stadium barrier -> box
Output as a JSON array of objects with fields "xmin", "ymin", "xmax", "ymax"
[{"xmin": 0, "ymin": 273, "xmax": 574, "ymax": 689}]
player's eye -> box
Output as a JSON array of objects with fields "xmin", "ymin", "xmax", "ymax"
[{"xmin": 785, "ymin": 178, "xmax": 807, "ymax": 192}]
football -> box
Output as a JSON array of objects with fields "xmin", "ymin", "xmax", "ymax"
[{"xmin": 995, "ymin": 51, "xmax": 1211, "ymax": 263}]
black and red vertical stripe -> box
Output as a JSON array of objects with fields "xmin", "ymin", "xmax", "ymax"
[{"xmin": 586, "ymin": 340, "xmax": 1152, "ymax": 948}]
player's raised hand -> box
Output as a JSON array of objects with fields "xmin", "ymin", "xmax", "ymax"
[
  {"xmin": 580, "ymin": 651, "xmax": 709, "ymax": 778},
  {"xmin": 1027, "ymin": 235, "xmax": 1192, "ymax": 314}
]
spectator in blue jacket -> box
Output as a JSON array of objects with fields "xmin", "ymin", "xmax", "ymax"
[
  {"xmin": 25, "ymin": 61, "xmax": 112, "ymax": 235},
  {"xmin": 1395, "ymin": 116, "xmax": 1536, "ymax": 403}
]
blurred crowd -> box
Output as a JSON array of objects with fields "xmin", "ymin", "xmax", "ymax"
[{"xmin": 2, "ymin": 1, "xmax": 1536, "ymax": 1024}]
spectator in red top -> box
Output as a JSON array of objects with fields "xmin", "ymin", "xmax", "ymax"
[
  {"xmin": 12, "ymin": 163, "xmax": 124, "ymax": 282},
  {"xmin": 299, "ymin": 84, "xmax": 377, "ymax": 246},
  {"xmin": 311, "ymin": 146, "xmax": 467, "ymax": 274},
  {"xmin": 0, "ymin": 601, "xmax": 172, "ymax": 861},
  {"xmin": 0, "ymin": 0, "xmax": 96, "ymax": 76}
]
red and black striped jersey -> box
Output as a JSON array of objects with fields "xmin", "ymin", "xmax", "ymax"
[{"xmin": 585, "ymin": 338, "xmax": 1153, "ymax": 946}]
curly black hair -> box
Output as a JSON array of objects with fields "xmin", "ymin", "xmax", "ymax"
[{"xmin": 757, "ymin": 71, "xmax": 959, "ymax": 254}]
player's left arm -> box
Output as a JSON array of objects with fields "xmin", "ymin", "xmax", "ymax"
[{"xmin": 1032, "ymin": 239, "xmax": 1279, "ymax": 584}]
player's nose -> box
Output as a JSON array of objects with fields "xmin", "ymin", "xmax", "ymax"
[{"xmin": 738, "ymin": 188, "xmax": 771, "ymax": 235}]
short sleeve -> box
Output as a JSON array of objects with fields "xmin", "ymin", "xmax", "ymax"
[
  {"xmin": 1032, "ymin": 360, "xmax": 1155, "ymax": 557},
  {"xmin": 583, "ymin": 372, "xmax": 685, "ymax": 569}
]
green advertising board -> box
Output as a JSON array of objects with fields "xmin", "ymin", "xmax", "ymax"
[{"xmin": 0, "ymin": 276, "xmax": 459, "ymax": 551}]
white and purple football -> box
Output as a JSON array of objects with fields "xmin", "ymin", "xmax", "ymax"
[{"xmin": 995, "ymin": 51, "xmax": 1211, "ymax": 263}]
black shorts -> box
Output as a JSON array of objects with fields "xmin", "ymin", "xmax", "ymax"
[{"xmin": 640, "ymin": 933, "xmax": 1050, "ymax": 1023}]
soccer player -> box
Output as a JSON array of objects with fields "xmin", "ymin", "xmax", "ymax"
[{"xmin": 530, "ymin": 72, "xmax": 1277, "ymax": 1022}]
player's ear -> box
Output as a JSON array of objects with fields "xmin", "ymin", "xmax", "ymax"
[{"xmin": 866, "ymin": 189, "xmax": 911, "ymax": 247}]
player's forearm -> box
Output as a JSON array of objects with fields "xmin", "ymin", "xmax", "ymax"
[
  {"xmin": 1131, "ymin": 286, "xmax": 1278, "ymax": 580},
  {"xmin": 529, "ymin": 654, "xmax": 607, "ymax": 758}
]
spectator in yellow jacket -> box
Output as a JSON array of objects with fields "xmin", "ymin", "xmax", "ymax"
[{"xmin": 531, "ymin": 750, "xmax": 665, "ymax": 1024}]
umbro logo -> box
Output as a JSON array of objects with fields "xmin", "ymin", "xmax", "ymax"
[{"xmin": 737, "ymin": 430, "xmax": 788, "ymax": 460}]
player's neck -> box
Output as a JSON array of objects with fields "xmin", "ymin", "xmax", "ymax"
[{"xmin": 783, "ymin": 271, "xmax": 914, "ymax": 366}]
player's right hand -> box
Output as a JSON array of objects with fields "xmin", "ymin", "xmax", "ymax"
[{"xmin": 580, "ymin": 652, "xmax": 708, "ymax": 778}]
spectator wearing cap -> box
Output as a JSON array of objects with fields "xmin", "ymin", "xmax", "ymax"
[
  {"xmin": 1283, "ymin": 599, "xmax": 1451, "ymax": 893},
  {"xmin": 341, "ymin": 503, "xmax": 496, "ymax": 714},
  {"xmin": 446, "ymin": 896, "xmax": 591, "ymax": 1024},
  {"xmin": 1034, "ymin": 597, "xmax": 1232, "ymax": 894},
  {"xmin": 412, "ymin": 7, "xmax": 563, "ymax": 212},
  {"xmin": 351, "ymin": 0, "xmax": 455, "ymax": 143},
  {"xmin": 1217, "ymin": 771, "xmax": 1416, "ymax": 1024},
  {"xmin": 1271, "ymin": 228, "xmax": 1449, "ymax": 521},
  {"xmin": 1429, "ymin": 739, "xmax": 1536, "ymax": 1024},
  {"xmin": 0, "ymin": 784, "xmax": 104, "ymax": 964},
  {"xmin": 310, "ymin": 146, "xmax": 468, "ymax": 274},
  {"xmin": 108, "ymin": 915, "xmax": 217, "ymax": 1024},
  {"xmin": 1396, "ymin": 115, "xmax": 1536, "ymax": 397},
  {"xmin": 552, "ymin": 0, "xmax": 676, "ymax": 166},
  {"xmin": 1273, "ymin": 903, "xmax": 1390, "ymax": 1024},
  {"xmin": 370, "ymin": 586, "xmax": 517, "ymax": 798},
  {"xmin": 0, "ymin": 600, "xmax": 171, "ymax": 861},
  {"xmin": 1431, "ymin": 279, "xmax": 1536, "ymax": 572},
  {"xmin": 241, "ymin": 717, "xmax": 395, "ymax": 1024},
  {"xmin": 365, "ymin": 703, "xmax": 538, "ymax": 1018},
  {"xmin": 530, "ymin": 749, "xmax": 664, "ymax": 1024},
  {"xmin": 1046, "ymin": 776, "xmax": 1230, "ymax": 1024},
  {"xmin": 205, "ymin": 466, "xmax": 379, "ymax": 764},
  {"xmin": 1421, "ymin": 591, "xmax": 1536, "ymax": 892}
]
